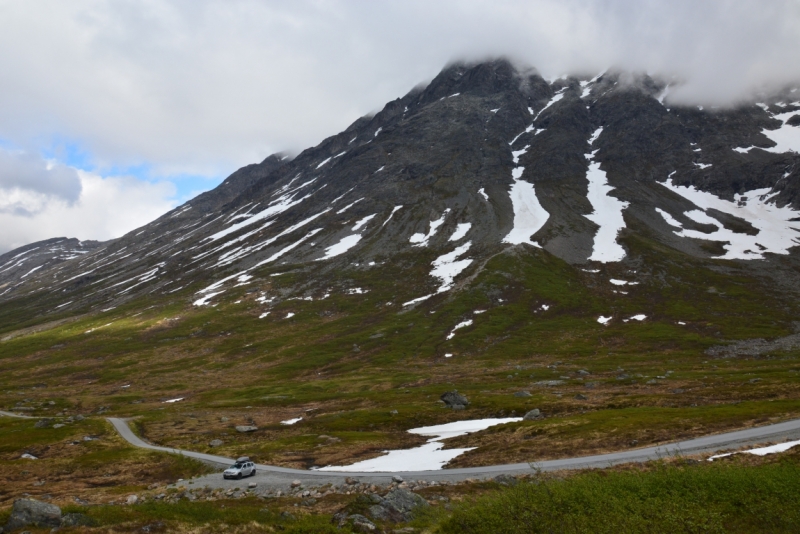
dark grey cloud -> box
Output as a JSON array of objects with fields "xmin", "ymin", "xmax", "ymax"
[{"xmin": 0, "ymin": 150, "xmax": 82, "ymax": 216}]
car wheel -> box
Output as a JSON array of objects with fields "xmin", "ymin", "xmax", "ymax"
[
  {"xmin": 237, "ymin": 472, "xmax": 242, "ymax": 479},
  {"xmin": 251, "ymin": 469, "xmax": 256, "ymax": 477}
]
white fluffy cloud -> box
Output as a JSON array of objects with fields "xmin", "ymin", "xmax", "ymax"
[
  {"xmin": 1, "ymin": 0, "xmax": 798, "ymax": 174},
  {"xmin": 0, "ymin": 169, "xmax": 176, "ymax": 253},
  {"xmin": 0, "ymin": 0, "xmax": 798, "ymax": 252}
]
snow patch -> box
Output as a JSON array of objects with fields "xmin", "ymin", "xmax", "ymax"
[
  {"xmin": 478, "ymin": 188, "xmax": 489, "ymax": 201},
  {"xmin": 659, "ymin": 180, "xmax": 800, "ymax": 260},
  {"xmin": 382, "ymin": 205, "xmax": 403, "ymax": 227},
  {"xmin": 409, "ymin": 209, "xmax": 450, "ymax": 247},
  {"xmin": 352, "ymin": 214, "xmax": 377, "ymax": 232},
  {"xmin": 446, "ymin": 319, "xmax": 474, "ymax": 340},
  {"xmin": 597, "ymin": 316, "xmax": 612, "ymax": 325},
  {"xmin": 281, "ymin": 417, "xmax": 303, "ymax": 425},
  {"xmin": 449, "ymin": 223, "xmax": 471, "ymax": 242},
  {"xmin": 316, "ymin": 418, "xmax": 521, "ymax": 472},
  {"xmin": 318, "ymin": 234, "xmax": 362, "ymax": 260},
  {"xmin": 502, "ymin": 167, "xmax": 549, "ymax": 247}
]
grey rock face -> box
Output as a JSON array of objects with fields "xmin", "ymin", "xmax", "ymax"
[
  {"xmin": 523, "ymin": 409, "xmax": 542, "ymax": 420},
  {"xmin": 441, "ymin": 390, "xmax": 469, "ymax": 409},
  {"xmin": 367, "ymin": 488, "xmax": 429, "ymax": 523},
  {"xmin": 4, "ymin": 498, "xmax": 61, "ymax": 531}
]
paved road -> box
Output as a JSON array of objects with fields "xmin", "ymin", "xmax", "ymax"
[
  {"xmin": 103, "ymin": 416, "xmax": 800, "ymax": 492},
  {"xmin": 0, "ymin": 410, "xmax": 37, "ymax": 419}
]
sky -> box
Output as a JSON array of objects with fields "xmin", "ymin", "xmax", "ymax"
[{"xmin": 1, "ymin": 0, "xmax": 799, "ymax": 253}]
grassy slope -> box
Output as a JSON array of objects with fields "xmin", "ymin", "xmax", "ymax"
[{"xmin": 0, "ymin": 236, "xmax": 798, "ymax": 473}]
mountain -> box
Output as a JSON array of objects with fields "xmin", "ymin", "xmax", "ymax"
[
  {"xmin": 1, "ymin": 59, "xmax": 800, "ymax": 471},
  {"xmin": 2, "ymin": 60, "xmax": 799, "ymax": 322}
]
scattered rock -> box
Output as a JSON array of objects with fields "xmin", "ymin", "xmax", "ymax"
[
  {"xmin": 291, "ymin": 480, "xmax": 302, "ymax": 488},
  {"xmin": 672, "ymin": 388, "xmax": 685, "ymax": 394},
  {"xmin": 126, "ymin": 495, "xmax": 139, "ymax": 505},
  {"xmin": 392, "ymin": 475, "xmax": 404, "ymax": 483},
  {"xmin": 749, "ymin": 378, "xmax": 762, "ymax": 384},
  {"xmin": 34, "ymin": 419, "xmax": 53, "ymax": 429},
  {"xmin": 367, "ymin": 488, "xmax": 429, "ymax": 523},
  {"xmin": 349, "ymin": 514, "xmax": 377, "ymax": 532},
  {"xmin": 534, "ymin": 380, "xmax": 564, "ymax": 387},
  {"xmin": 248, "ymin": 482, "xmax": 258, "ymax": 488},
  {"xmin": 52, "ymin": 423, "xmax": 65, "ymax": 429},
  {"xmin": 20, "ymin": 453, "xmax": 38, "ymax": 460},
  {"xmin": 235, "ymin": 425, "xmax": 257, "ymax": 433},
  {"xmin": 493, "ymin": 474, "xmax": 518, "ymax": 486},
  {"xmin": 61, "ymin": 512, "xmax": 96, "ymax": 527},
  {"xmin": 523, "ymin": 409, "xmax": 542, "ymax": 421},
  {"xmin": 440, "ymin": 390, "xmax": 469, "ymax": 410},
  {"xmin": 220, "ymin": 416, "xmax": 229, "ymax": 422},
  {"xmin": 577, "ymin": 370, "xmax": 590, "ymax": 376},
  {"xmin": 574, "ymin": 394, "xmax": 588, "ymax": 400},
  {"xmin": 513, "ymin": 391, "xmax": 532, "ymax": 397},
  {"xmin": 74, "ymin": 414, "xmax": 85, "ymax": 421},
  {"xmin": 209, "ymin": 439, "xmax": 223, "ymax": 447},
  {"xmin": 345, "ymin": 477, "xmax": 358, "ymax": 485},
  {"xmin": 3, "ymin": 498, "xmax": 62, "ymax": 531}
]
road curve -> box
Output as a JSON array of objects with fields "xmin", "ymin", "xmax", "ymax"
[{"xmin": 102, "ymin": 416, "xmax": 800, "ymax": 490}]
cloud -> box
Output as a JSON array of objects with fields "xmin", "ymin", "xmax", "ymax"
[
  {"xmin": 0, "ymin": 0, "xmax": 798, "ymax": 178},
  {"xmin": 0, "ymin": 0, "xmax": 798, "ymax": 252},
  {"xmin": 0, "ymin": 149, "xmax": 82, "ymax": 216},
  {"xmin": 0, "ymin": 170, "xmax": 176, "ymax": 254}
]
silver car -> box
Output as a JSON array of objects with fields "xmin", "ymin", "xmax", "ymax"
[{"xmin": 223, "ymin": 457, "xmax": 256, "ymax": 479}]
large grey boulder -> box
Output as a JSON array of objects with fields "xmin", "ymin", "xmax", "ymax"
[
  {"xmin": 440, "ymin": 390, "xmax": 469, "ymax": 410},
  {"xmin": 4, "ymin": 498, "xmax": 61, "ymax": 531},
  {"xmin": 235, "ymin": 425, "xmax": 257, "ymax": 433},
  {"xmin": 523, "ymin": 408, "xmax": 542, "ymax": 420},
  {"xmin": 367, "ymin": 488, "xmax": 429, "ymax": 523}
]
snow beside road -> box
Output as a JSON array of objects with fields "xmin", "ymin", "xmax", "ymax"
[{"xmin": 316, "ymin": 418, "xmax": 521, "ymax": 472}]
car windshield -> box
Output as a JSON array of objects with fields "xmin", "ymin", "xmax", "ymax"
[{"xmin": 230, "ymin": 463, "xmax": 244, "ymax": 469}]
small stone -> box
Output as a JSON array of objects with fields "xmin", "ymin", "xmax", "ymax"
[
  {"xmin": 577, "ymin": 370, "xmax": 590, "ymax": 376},
  {"xmin": 235, "ymin": 425, "xmax": 257, "ymax": 433},
  {"xmin": 574, "ymin": 394, "xmax": 588, "ymax": 400},
  {"xmin": 208, "ymin": 439, "xmax": 223, "ymax": 447},
  {"xmin": 20, "ymin": 453, "xmax": 38, "ymax": 460},
  {"xmin": 220, "ymin": 417, "xmax": 229, "ymax": 422},
  {"xmin": 126, "ymin": 495, "xmax": 138, "ymax": 505},
  {"xmin": 493, "ymin": 474, "xmax": 518, "ymax": 486},
  {"xmin": 291, "ymin": 480, "xmax": 302, "ymax": 488},
  {"xmin": 52, "ymin": 424, "xmax": 65, "ymax": 429},
  {"xmin": 392, "ymin": 475, "xmax": 404, "ymax": 483},
  {"xmin": 513, "ymin": 391, "xmax": 532, "ymax": 397},
  {"xmin": 345, "ymin": 477, "xmax": 358, "ymax": 485},
  {"xmin": 34, "ymin": 419, "xmax": 53, "ymax": 429},
  {"xmin": 248, "ymin": 482, "xmax": 257, "ymax": 489},
  {"xmin": 523, "ymin": 409, "xmax": 542, "ymax": 420}
]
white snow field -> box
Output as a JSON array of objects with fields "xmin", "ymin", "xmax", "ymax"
[
  {"xmin": 502, "ymin": 167, "xmax": 550, "ymax": 247},
  {"xmin": 446, "ymin": 319, "xmax": 473, "ymax": 340},
  {"xmin": 449, "ymin": 223, "xmax": 472, "ymax": 242},
  {"xmin": 736, "ymin": 107, "xmax": 800, "ymax": 154},
  {"xmin": 709, "ymin": 439, "xmax": 800, "ymax": 461},
  {"xmin": 318, "ymin": 234, "xmax": 362, "ymax": 260},
  {"xmin": 658, "ymin": 180, "xmax": 800, "ymax": 259},
  {"xmin": 402, "ymin": 241, "xmax": 474, "ymax": 306},
  {"xmin": 316, "ymin": 418, "xmax": 521, "ymax": 472},
  {"xmin": 584, "ymin": 127, "xmax": 629, "ymax": 262},
  {"xmin": 410, "ymin": 210, "xmax": 450, "ymax": 246}
]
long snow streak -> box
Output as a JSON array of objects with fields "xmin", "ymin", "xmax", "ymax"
[
  {"xmin": 735, "ymin": 105, "xmax": 800, "ymax": 154},
  {"xmin": 658, "ymin": 180, "xmax": 800, "ymax": 260},
  {"xmin": 584, "ymin": 127, "xmax": 629, "ymax": 262},
  {"xmin": 206, "ymin": 190, "xmax": 312, "ymax": 242},
  {"xmin": 502, "ymin": 168, "xmax": 549, "ymax": 247}
]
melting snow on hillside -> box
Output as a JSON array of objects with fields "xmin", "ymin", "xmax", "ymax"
[
  {"xmin": 736, "ymin": 106, "xmax": 800, "ymax": 154},
  {"xmin": 410, "ymin": 210, "xmax": 450, "ymax": 246},
  {"xmin": 584, "ymin": 127, "xmax": 629, "ymax": 262},
  {"xmin": 403, "ymin": 241, "xmax": 474, "ymax": 306},
  {"xmin": 502, "ymin": 169, "xmax": 549, "ymax": 247},
  {"xmin": 316, "ymin": 418, "xmax": 521, "ymax": 472},
  {"xmin": 657, "ymin": 180, "xmax": 800, "ymax": 259}
]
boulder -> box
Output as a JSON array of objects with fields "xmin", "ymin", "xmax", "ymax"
[
  {"xmin": 523, "ymin": 409, "xmax": 542, "ymax": 420},
  {"xmin": 440, "ymin": 390, "xmax": 469, "ymax": 409},
  {"xmin": 349, "ymin": 514, "xmax": 377, "ymax": 532},
  {"xmin": 367, "ymin": 488, "xmax": 428, "ymax": 523},
  {"xmin": 61, "ymin": 512, "xmax": 96, "ymax": 527},
  {"xmin": 493, "ymin": 474, "xmax": 518, "ymax": 486},
  {"xmin": 34, "ymin": 418, "xmax": 53, "ymax": 429},
  {"xmin": 209, "ymin": 439, "xmax": 223, "ymax": 447},
  {"xmin": 4, "ymin": 498, "xmax": 61, "ymax": 531},
  {"xmin": 235, "ymin": 425, "xmax": 257, "ymax": 433},
  {"xmin": 513, "ymin": 391, "xmax": 532, "ymax": 397}
]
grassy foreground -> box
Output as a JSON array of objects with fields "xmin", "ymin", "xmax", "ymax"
[
  {"xmin": 2, "ymin": 450, "xmax": 799, "ymax": 532},
  {"xmin": 438, "ymin": 453, "xmax": 800, "ymax": 534}
]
